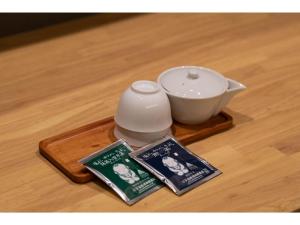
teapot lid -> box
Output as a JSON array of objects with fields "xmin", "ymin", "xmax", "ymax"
[{"xmin": 158, "ymin": 66, "xmax": 228, "ymax": 99}]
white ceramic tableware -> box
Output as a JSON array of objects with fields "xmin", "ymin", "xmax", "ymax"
[
  {"xmin": 158, "ymin": 66, "xmax": 246, "ymax": 125},
  {"xmin": 114, "ymin": 80, "xmax": 173, "ymax": 147}
]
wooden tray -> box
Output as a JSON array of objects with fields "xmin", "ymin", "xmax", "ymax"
[{"xmin": 39, "ymin": 112, "xmax": 233, "ymax": 183}]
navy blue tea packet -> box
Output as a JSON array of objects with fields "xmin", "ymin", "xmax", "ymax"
[{"xmin": 130, "ymin": 136, "xmax": 221, "ymax": 195}]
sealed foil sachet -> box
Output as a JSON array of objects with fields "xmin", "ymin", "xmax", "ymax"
[
  {"xmin": 129, "ymin": 136, "xmax": 221, "ymax": 195},
  {"xmin": 80, "ymin": 139, "xmax": 162, "ymax": 205}
]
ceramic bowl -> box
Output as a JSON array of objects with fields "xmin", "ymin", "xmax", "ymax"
[
  {"xmin": 114, "ymin": 80, "xmax": 173, "ymax": 146},
  {"xmin": 158, "ymin": 66, "xmax": 246, "ymax": 124}
]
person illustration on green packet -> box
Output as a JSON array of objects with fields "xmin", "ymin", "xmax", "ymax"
[
  {"xmin": 113, "ymin": 162, "xmax": 140, "ymax": 184},
  {"xmin": 80, "ymin": 139, "xmax": 162, "ymax": 205}
]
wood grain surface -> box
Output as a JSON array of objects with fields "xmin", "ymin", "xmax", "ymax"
[{"xmin": 0, "ymin": 13, "xmax": 300, "ymax": 212}]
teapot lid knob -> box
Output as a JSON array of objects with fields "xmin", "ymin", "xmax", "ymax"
[{"xmin": 187, "ymin": 69, "xmax": 199, "ymax": 79}]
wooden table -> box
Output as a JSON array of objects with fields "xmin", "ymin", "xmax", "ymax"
[{"xmin": 1, "ymin": 14, "xmax": 300, "ymax": 212}]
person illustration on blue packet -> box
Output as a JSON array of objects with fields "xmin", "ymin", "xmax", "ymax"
[
  {"xmin": 113, "ymin": 163, "xmax": 140, "ymax": 184},
  {"xmin": 162, "ymin": 156, "xmax": 189, "ymax": 176}
]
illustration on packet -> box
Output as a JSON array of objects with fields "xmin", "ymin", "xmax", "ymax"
[
  {"xmin": 129, "ymin": 136, "xmax": 222, "ymax": 195},
  {"xmin": 80, "ymin": 139, "xmax": 162, "ymax": 205}
]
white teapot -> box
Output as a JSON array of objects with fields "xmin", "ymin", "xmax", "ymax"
[{"xmin": 158, "ymin": 66, "xmax": 246, "ymax": 125}]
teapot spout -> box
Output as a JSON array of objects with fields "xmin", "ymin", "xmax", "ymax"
[
  {"xmin": 213, "ymin": 78, "xmax": 246, "ymax": 115},
  {"xmin": 227, "ymin": 78, "xmax": 246, "ymax": 94}
]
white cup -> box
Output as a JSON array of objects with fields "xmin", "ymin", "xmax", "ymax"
[{"xmin": 114, "ymin": 80, "xmax": 173, "ymax": 147}]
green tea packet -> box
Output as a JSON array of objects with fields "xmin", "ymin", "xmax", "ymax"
[{"xmin": 79, "ymin": 139, "xmax": 162, "ymax": 205}]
